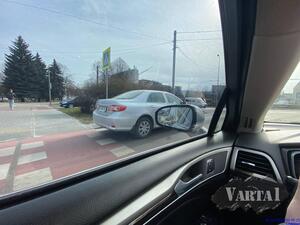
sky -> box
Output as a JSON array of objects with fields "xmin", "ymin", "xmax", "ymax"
[{"xmin": 0, "ymin": 0, "xmax": 225, "ymax": 91}]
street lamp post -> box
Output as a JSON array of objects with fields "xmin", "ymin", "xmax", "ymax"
[
  {"xmin": 48, "ymin": 70, "xmax": 52, "ymax": 106},
  {"xmin": 172, "ymin": 30, "xmax": 177, "ymax": 94}
]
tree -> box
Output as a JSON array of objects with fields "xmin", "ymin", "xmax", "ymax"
[
  {"xmin": 48, "ymin": 59, "xmax": 65, "ymax": 100},
  {"xmin": 0, "ymin": 69, "xmax": 5, "ymax": 98},
  {"xmin": 57, "ymin": 63, "xmax": 79, "ymax": 97},
  {"xmin": 110, "ymin": 57, "xmax": 129, "ymax": 74},
  {"xmin": 64, "ymin": 75, "xmax": 79, "ymax": 98},
  {"xmin": 3, "ymin": 36, "xmax": 35, "ymax": 100},
  {"xmin": 33, "ymin": 53, "xmax": 48, "ymax": 100}
]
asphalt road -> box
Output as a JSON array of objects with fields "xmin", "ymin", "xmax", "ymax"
[
  {"xmin": 0, "ymin": 102, "xmax": 294, "ymax": 196},
  {"xmin": 0, "ymin": 102, "xmax": 216, "ymax": 195}
]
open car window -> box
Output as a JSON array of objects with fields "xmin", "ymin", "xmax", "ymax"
[{"xmin": 0, "ymin": 0, "xmax": 225, "ymax": 197}]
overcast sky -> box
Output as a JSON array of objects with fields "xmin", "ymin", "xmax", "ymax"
[
  {"xmin": 0, "ymin": 0, "xmax": 227, "ymax": 91},
  {"xmin": 1, "ymin": 0, "xmax": 300, "ymax": 93}
]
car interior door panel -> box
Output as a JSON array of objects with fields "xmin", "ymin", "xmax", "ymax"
[
  {"xmin": 2, "ymin": 129, "xmax": 299, "ymax": 225},
  {"xmin": 101, "ymin": 148, "xmax": 231, "ymax": 225},
  {"xmin": 0, "ymin": 132, "xmax": 235, "ymax": 225}
]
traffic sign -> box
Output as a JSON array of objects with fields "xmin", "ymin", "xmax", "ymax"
[{"xmin": 102, "ymin": 47, "xmax": 111, "ymax": 70}]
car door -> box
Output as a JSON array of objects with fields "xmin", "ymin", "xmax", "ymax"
[{"xmin": 146, "ymin": 92, "xmax": 168, "ymax": 126}]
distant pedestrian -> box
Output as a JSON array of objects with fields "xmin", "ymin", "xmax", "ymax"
[{"xmin": 7, "ymin": 89, "xmax": 15, "ymax": 111}]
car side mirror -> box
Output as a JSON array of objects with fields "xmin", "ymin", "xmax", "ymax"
[{"xmin": 155, "ymin": 105, "xmax": 205, "ymax": 131}]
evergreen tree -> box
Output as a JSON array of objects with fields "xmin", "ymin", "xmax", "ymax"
[
  {"xmin": 3, "ymin": 36, "xmax": 35, "ymax": 100},
  {"xmin": 33, "ymin": 53, "xmax": 48, "ymax": 100},
  {"xmin": 48, "ymin": 59, "xmax": 65, "ymax": 100}
]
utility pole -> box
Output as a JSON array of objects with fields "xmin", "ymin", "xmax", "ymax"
[
  {"xmin": 48, "ymin": 70, "xmax": 52, "ymax": 106},
  {"xmin": 172, "ymin": 30, "xmax": 177, "ymax": 94},
  {"xmin": 105, "ymin": 70, "xmax": 108, "ymax": 99},
  {"xmin": 96, "ymin": 65, "xmax": 99, "ymax": 85}
]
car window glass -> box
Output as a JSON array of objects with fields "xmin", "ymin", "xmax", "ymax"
[
  {"xmin": 114, "ymin": 90, "xmax": 143, "ymax": 99},
  {"xmin": 166, "ymin": 94, "xmax": 181, "ymax": 104},
  {"xmin": 0, "ymin": 0, "xmax": 225, "ymax": 196},
  {"xmin": 147, "ymin": 93, "xmax": 166, "ymax": 103},
  {"xmin": 266, "ymin": 61, "xmax": 300, "ymax": 123}
]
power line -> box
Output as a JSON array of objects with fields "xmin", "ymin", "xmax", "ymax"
[
  {"xmin": 1, "ymin": 0, "xmax": 169, "ymax": 41},
  {"xmin": 177, "ymin": 30, "xmax": 222, "ymax": 34},
  {"xmin": 177, "ymin": 47, "xmax": 201, "ymax": 68},
  {"xmin": 177, "ymin": 46, "xmax": 216, "ymax": 72},
  {"xmin": 44, "ymin": 41, "xmax": 171, "ymax": 55},
  {"xmin": 0, "ymin": 41, "xmax": 172, "ymax": 56},
  {"xmin": 110, "ymin": 41, "xmax": 172, "ymax": 53},
  {"xmin": 177, "ymin": 38, "xmax": 222, "ymax": 42}
]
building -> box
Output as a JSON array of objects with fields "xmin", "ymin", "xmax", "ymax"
[
  {"xmin": 274, "ymin": 92, "xmax": 294, "ymax": 106},
  {"xmin": 110, "ymin": 57, "xmax": 130, "ymax": 75},
  {"xmin": 138, "ymin": 79, "xmax": 184, "ymax": 99},
  {"xmin": 138, "ymin": 79, "xmax": 163, "ymax": 88},
  {"xmin": 293, "ymin": 82, "xmax": 300, "ymax": 104},
  {"xmin": 212, "ymin": 85, "xmax": 226, "ymax": 97},
  {"xmin": 108, "ymin": 68, "xmax": 139, "ymax": 84}
]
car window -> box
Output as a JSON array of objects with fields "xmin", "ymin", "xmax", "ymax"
[
  {"xmin": 0, "ymin": 0, "xmax": 225, "ymax": 196},
  {"xmin": 265, "ymin": 62, "xmax": 300, "ymax": 123},
  {"xmin": 114, "ymin": 90, "xmax": 143, "ymax": 99},
  {"xmin": 166, "ymin": 93, "xmax": 182, "ymax": 104},
  {"xmin": 147, "ymin": 93, "xmax": 166, "ymax": 103}
]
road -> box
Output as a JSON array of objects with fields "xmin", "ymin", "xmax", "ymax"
[{"xmin": 0, "ymin": 102, "xmax": 244, "ymax": 195}]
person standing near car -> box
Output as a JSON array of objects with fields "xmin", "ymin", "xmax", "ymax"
[{"xmin": 7, "ymin": 89, "xmax": 15, "ymax": 111}]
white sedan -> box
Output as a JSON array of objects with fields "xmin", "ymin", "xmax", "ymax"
[{"xmin": 93, "ymin": 90, "xmax": 185, "ymax": 138}]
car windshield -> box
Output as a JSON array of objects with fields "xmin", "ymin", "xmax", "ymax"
[
  {"xmin": 114, "ymin": 90, "xmax": 143, "ymax": 99},
  {"xmin": 265, "ymin": 62, "xmax": 300, "ymax": 123},
  {"xmin": 0, "ymin": 0, "xmax": 225, "ymax": 196}
]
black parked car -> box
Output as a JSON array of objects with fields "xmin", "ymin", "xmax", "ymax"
[{"xmin": 60, "ymin": 97, "xmax": 79, "ymax": 108}]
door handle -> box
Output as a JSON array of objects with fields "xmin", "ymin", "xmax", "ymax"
[{"xmin": 174, "ymin": 173, "xmax": 203, "ymax": 195}]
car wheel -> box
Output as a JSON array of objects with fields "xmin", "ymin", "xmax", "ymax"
[
  {"xmin": 69, "ymin": 104, "xmax": 74, "ymax": 108},
  {"xmin": 133, "ymin": 117, "xmax": 153, "ymax": 138}
]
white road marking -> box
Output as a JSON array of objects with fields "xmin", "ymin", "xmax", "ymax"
[
  {"xmin": 110, "ymin": 146, "xmax": 135, "ymax": 157},
  {"xmin": 86, "ymin": 132, "xmax": 99, "ymax": 138},
  {"xmin": 86, "ymin": 128, "xmax": 107, "ymax": 138},
  {"xmin": 0, "ymin": 163, "xmax": 10, "ymax": 180},
  {"xmin": 18, "ymin": 152, "xmax": 47, "ymax": 165},
  {"xmin": 95, "ymin": 127, "xmax": 106, "ymax": 131},
  {"xmin": 33, "ymin": 111, "xmax": 37, "ymax": 137},
  {"xmin": 96, "ymin": 138, "xmax": 116, "ymax": 146},
  {"xmin": 13, "ymin": 167, "xmax": 52, "ymax": 191},
  {"xmin": 21, "ymin": 141, "xmax": 44, "ymax": 150},
  {"xmin": 0, "ymin": 138, "xmax": 16, "ymax": 143},
  {"xmin": 0, "ymin": 146, "xmax": 15, "ymax": 157}
]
